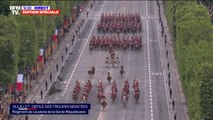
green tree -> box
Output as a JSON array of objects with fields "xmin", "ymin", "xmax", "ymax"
[
  {"xmin": 200, "ymin": 62, "xmax": 213, "ymax": 120},
  {"xmin": 165, "ymin": 1, "xmax": 213, "ymax": 120},
  {"xmin": 0, "ymin": 1, "xmax": 10, "ymax": 16},
  {"xmin": 13, "ymin": 16, "xmax": 37, "ymax": 70},
  {"xmin": 0, "ymin": 15, "xmax": 20, "ymax": 83}
]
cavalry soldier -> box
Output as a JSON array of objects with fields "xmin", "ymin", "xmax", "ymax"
[
  {"xmin": 120, "ymin": 65, "xmax": 124, "ymax": 77},
  {"xmin": 107, "ymin": 72, "xmax": 112, "ymax": 83},
  {"xmin": 125, "ymin": 80, "xmax": 129, "ymax": 87},
  {"xmin": 111, "ymin": 90, "xmax": 117, "ymax": 102},
  {"xmin": 124, "ymin": 80, "xmax": 130, "ymax": 94},
  {"xmin": 92, "ymin": 66, "xmax": 95, "ymax": 73},
  {"xmin": 134, "ymin": 90, "xmax": 140, "ymax": 101},
  {"xmin": 111, "ymin": 91, "xmax": 117, "ymax": 98},
  {"xmin": 76, "ymin": 79, "xmax": 80, "ymax": 85},
  {"xmin": 133, "ymin": 80, "xmax": 139, "ymax": 88},
  {"xmin": 134, "ymin": 86, "xmax": 140, "ymax": 93},
  {"xmin": 86, "ymin": 80, "xmax": 92, "ymax": 90},
  {"xmin": 111, "ymin": 80, "xmax": 118, "ymax": 92}
]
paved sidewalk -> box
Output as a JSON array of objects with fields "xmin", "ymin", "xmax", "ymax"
[{"xmin": 157, "ymin": 1, "xmax": 189, "ymax": 120}]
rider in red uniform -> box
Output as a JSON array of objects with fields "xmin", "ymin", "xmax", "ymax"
[
  {"xmin": 111, "ymin": 80, "xmax": 117, "ymax": 92},
  {"xmin": 133, "ymin": 80, "xmax": 139, "ymax": 88},
  {"xmin": 125, "ymin": 80, "xmax": 129, "ymax": 87}
]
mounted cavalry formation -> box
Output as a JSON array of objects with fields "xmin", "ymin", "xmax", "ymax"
[{"xmin": 72, "ymin": 12, "xmax": 142, "ymax": 109}]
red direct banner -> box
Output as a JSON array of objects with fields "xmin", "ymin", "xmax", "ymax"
[{"xmin": 21, "ymin": 10, "xmax": 60, "ymax": 15}]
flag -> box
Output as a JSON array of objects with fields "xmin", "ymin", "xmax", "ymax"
[
  {"xmin": 37, "ymin": 48, "xmax": 44, "ymax": 62},
  {"xmin": 52, "ymin": 34, "xmax": 57, "ymax": 41},
  {"xmin": 54, "ymin": 29, "xmax": 58, "ymax": 36},
  {"xmin": 39, "ymin": 48, "xmax": 44, "ymax": 56},
  {"xmin": 16, "ymin": 74, "xmax": 23, "ymax": 91}
]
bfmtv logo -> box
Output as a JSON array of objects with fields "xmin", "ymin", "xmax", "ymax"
[{"xmin": 10, "ymin": 6, "xmax": 21, "ymax": 15}]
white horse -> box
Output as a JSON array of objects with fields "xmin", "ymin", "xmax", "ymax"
[{"xmin": 122, "ymin": 95, "xmax": 128, "ymax": 107}]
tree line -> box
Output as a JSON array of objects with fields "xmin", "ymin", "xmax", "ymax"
[
  {"xmin": 165, "ymin": 1, "xmax": 213, "ymax": 120},
  {"xmin": 0, "ymin": 1, "xmax": 85, "ymax": 87}
]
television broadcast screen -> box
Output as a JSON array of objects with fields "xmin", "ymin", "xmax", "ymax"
[{"xmin": 0, "ymin": 0, "xmax": 213, "ymax": 120}]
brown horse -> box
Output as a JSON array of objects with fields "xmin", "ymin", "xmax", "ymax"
[{"xmin": 88, "ymin": 67, "xmax": 95, "ymax": 78}]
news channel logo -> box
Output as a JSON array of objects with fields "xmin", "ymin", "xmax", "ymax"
[{"xmin": 9, "ymin": 6, "xmax": 50, "ymax": 15}]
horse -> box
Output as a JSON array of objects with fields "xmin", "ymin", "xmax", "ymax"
[
  {"xmin": 134, "ymin": 43, "xmax": 141, "ymax": 50},
  {"xmin": 88, "ymin": 67, "xmax": 95, "ymax": 78},
  {"xmin": 101, "ymin": 99, "xmax": 107, "ymax": 111},
  {"xmin": 89, "ymin": 44, "xmax": 94, "ymax": 51},
  {"xmin": 134, "ymin": 92, "xmax": 140, "ymax": 103},
  {"xmin": 72, "ymin": 93, "xmax": 78, "ymax": 101},
  {"xmin": 88, "ymin": 70, "xmax": 94, "ymax": 78},
  {"xmin": 111, "ymin": 92, "xmax": 117, "ymax": 102},
  {"xmin": 107, "ymin": 75, "xmax": 112, "ymax": 84},
  {"xmin": 81, "ymin": 95, "xmax": 87, "ymax": 103},
  {"xmin": 122, "ymin": 95, "xmax": 128, "ymax": 107},
  {"xmin": 86, "ymin": 81, "xmax": 92, "ymax": 90},
  {"xmin": 124, "ymin": 86, "xmax": 129, "ymax": 94},
  {"xmin": 97, "ymin": 92, "xmax": 104, "ymax": 103},
  {"xmin": 120, "ymin": 69, "xmax": 124, "ymax": 77},
  {"xmin": 122, "ymin": 43, "xmax": 128, "ymax": 51}
]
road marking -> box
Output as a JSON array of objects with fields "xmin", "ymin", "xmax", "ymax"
[
  {"xmin": 146, "ymin": 1, "xmax": 154, "ymax": 120},
  {"xmin": 141, "ymin": 1, "xmax": 148, "ymax": 119},
  {"xmin": 141, "ymin": 16, "xmax": 158, "ymax": 19},
  {"xmin": 38, "ymin": 115, "xmax": 43, "ymax": 120},
  {"xmin": 98, "ymin": 111, "xmax": 103, "ymax": 120},
  {"xmin": 151, "ymin": 72, "xmax": 162, "ymax": 75},
  {"xmin": 33, "ymin": 2, "xmax": 94, "ymax": 120}
]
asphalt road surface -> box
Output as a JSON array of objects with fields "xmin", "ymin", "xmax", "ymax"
[{"xmin": 20, "ymin": 1, "xmax": 186, "ymax": 120}]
